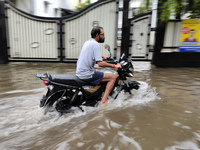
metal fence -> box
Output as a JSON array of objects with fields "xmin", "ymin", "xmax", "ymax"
[
  {"xmin": 4, "ymin": 0, "xmax": 118, "ymax": 62},
  {"xmin": 6, "ymin": 4, "xmax": 59, "ymax": 61},
  {"xmin": 0, "ymin": 0, "xmax": 156, "ymax": 63},
  {"xmin": 129, "ymin": 12, "xmax": 152, "ymax": 60},
  {"xmin": 62, "ymin": 1, "xmax": 118, "ymax": 61},
  {"xmin": 162, "ymin": 21, "xmax": 181, "ymax": 53}
]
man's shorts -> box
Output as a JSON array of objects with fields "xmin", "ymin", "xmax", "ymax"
[{"xmin": 84, "ymin": 71, "xmax": 104, "ymax": 86}]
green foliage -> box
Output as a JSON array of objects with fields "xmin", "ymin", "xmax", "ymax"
[
  {"xmin": 139, "ymin": 0, "xmax": 200, "ymax": 22},
  {"xmin": 138, "ymin": 0, "xmax": 152, "ymax": 14},
  {"xmin": 160, "ymin": 1, "xmax": 171, "ymax": 22},
  {"xmin": 159, "ymin": 0, "xmax": 200, "ymax": 22},
  {"xmin": 75, "ymin": 0, "xmax": 91, "ymax": 11},
  {"xmin": 190, "ymin": 0, "xmax": 200, "ymax": 18}
]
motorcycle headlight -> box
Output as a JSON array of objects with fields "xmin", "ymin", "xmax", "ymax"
[
  {"xmin": 128, "ymin": 73, "xmax": 133, "ymax": 77},
  {"xmin": 121, "ymin": 61, "xmax": 129, "ymax": 69}
]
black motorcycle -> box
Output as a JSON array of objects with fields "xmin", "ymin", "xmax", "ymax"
[{"xmin": 35, "ymin": 45, "xmax": 140, "ymax": 114}]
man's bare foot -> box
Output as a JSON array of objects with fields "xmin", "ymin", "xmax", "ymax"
[{"xmin": 99, "ymin": 100, "xmax": 107, "ymax": 106}]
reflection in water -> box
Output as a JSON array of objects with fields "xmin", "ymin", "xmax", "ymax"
[{"xmin": 0, "ymin": 62, "xmax": 200, "ymax": 150}]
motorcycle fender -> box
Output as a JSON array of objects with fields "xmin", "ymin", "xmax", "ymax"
[
  {"xmin": 40, "ymin": 86, "xmax": 52, "ymax": 107},
  {"xmin": 43, "ymin": 90, "xmax": 66, "ymax": 107},
  {"xmin": 40, "ymin": 85, "xmax": 63, "ymax": 107}
]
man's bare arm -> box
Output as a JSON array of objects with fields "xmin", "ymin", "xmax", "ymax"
[{"xmin": 97, "ymin": 61, "xmax": 121, "ymax": 68}]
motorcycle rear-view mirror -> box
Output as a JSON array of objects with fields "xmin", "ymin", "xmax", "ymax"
[
  {"xmin": 104, "ymin": 44, "xmax": 111, "ymax": 58},
  {"xmin": 120, "ymin": 53, "xmax": 126, "ymax": 59},
  {"xmin": 119, "ymin": 53, "xmax": 127, "ymax": 62}
]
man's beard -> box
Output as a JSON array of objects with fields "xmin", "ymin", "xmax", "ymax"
[{"xmin": 98, "ymin": 37, "xmax": 105, "ymax": 43}]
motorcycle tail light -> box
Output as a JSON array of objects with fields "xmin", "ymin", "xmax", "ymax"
[{"xmin": 43, "ymin": 81, "xmax": 49, "ymax": 86}]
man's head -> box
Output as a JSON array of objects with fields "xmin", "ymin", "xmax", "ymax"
[{"xmin": 91, "ymin": 26, "xmax": 105, "ymax": 43}]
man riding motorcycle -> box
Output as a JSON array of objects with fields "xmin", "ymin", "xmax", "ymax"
[
  {"xmin": 76, "ymin": 27, "xmax": 121, "ymax": 106},
  {"xmin": 35, "ymin": 27, "xmax": 140, "ymax": 114}
]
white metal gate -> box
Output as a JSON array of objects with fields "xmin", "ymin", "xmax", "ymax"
[
  {"xmin": 4, "ymin": 0, "xmax": 118, "ymax": 62},
  {"xmin": 5, "ymin": 2, "xmax": 59, "ymax": 61},
  {"xmin": 63, "ymin": 1, "xmax": 118, "ymax": 61},
  {"xmin": 129, "ymin": 12, "xmax": 151, "ymax": 59}
]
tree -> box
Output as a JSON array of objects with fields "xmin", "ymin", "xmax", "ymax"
[
  {"xmin": 75, "ymin": 0, "xmax": 91, "ymax": 11},
  {"xmin": 138, "ymin": 0, "xmax": 152, "ymax": 14},
  {"xmin": 160, "ymin": 0, "xmax": 200, "ymax": 22},
  {"xmin": 138, "ymin": 0, "xmax": 200, "ymax": 22}
]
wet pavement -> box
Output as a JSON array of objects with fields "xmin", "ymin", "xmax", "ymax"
[{"xmin": 0, "ymin": 61, "xmax": 200, "ymax": 150}]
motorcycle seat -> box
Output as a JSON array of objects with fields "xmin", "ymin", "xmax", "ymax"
[{"xmin": 50, "ymin": 74, "xmax": 91, "ymax": 87}]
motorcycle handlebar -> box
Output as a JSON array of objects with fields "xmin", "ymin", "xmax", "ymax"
[
  {"xmin": 106, "ymin": 57, "xmax": 114, "ymax": 61},
  {"xmin": 107, "ymin": 57, "xmax": 118, "ymax": 64}
]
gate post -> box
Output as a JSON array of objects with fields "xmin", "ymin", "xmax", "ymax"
[
  {"xmin": 0, "ymin": 0, "xmax": 8, "ymax": 64},
  {"xmin": 121, "ymin": 0, "xmax": 130, "ymax": 57},
  {"xmin": 59, "ymin": 19, "xmax": 64, "ymax": 62},
  {"xmin": 151, "ymin": 0, "xmax": 166, "ymax": 66}
]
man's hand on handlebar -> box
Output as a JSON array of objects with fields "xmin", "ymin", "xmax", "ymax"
[
  {"xmin": 115, "ymin": 64, "xmax": 122, "ymax": 68},
  {"xmin": 102, "ymin": 56, "xmax": 114, "ymax": 61},
  {"xmin": 102, "ymin": 56, "xmax": 108, "ymax": 59}
]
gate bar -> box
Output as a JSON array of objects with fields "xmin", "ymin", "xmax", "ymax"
[
  {"xmin": 121, "ymin": 0, "xmax": 130, "ymax": 57},
  {"xmin": 0, "ymin": 0, "xmax": 8, "ymax": 64}
]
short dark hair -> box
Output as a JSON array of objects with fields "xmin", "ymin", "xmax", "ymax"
[{"xmin": 91, "ymin": 26, "xmax": 103, "ymax": 38}]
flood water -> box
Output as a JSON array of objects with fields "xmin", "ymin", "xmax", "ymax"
[{"xmin": 0, "ymin": 61, "xmax": 200, "ymax": 150}]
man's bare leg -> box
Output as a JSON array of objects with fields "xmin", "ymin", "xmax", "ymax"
[{"xmin": 99, "ymin": 73, "xmax": 116, "ymax": 106}]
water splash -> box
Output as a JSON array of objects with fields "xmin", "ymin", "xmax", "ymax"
[
  {"xmin": 112, "ymin": 81, "xmax": 160, "ymax": 106},
  {"xmin": 0, "ymin": 81, "xmax": 159, "ymax": 145}
]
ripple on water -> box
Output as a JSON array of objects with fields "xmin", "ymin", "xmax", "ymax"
[{"xmin": 0, "ymin": 81, "xmax": 159, "ymax": 149}]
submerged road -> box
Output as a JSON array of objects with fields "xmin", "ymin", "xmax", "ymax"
[{"xmin": 0, "ymin": 62, "xmax": 200, "ymax": 149}]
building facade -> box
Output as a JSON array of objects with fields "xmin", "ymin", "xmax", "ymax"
[{"xmin": 14, "ymin": 0, "xmax": 99, "ymax": 17}]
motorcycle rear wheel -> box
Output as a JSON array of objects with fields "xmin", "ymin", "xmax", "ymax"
[{"xmin": 44, "ymin": 90, "xmax": 74, "ymax": 113}]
